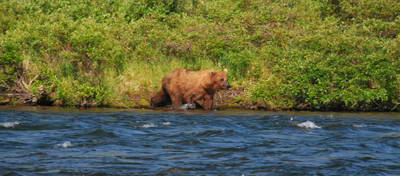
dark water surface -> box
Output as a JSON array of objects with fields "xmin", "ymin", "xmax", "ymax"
[{"xmin": 1, "ymin": 106, "xmax": 400, "ymax": 176}]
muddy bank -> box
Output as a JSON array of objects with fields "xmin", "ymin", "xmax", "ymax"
[
  {"xmin": 0, "ymin": 88, "xmax": 271, "ymax": 111},
  {"xmin": 2, "ymin": 88, "xmax": 398, "ymax": 112}
]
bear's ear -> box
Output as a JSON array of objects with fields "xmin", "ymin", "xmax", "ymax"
[{"xmin": 210, "ymin": 71, "xmax": 217, "ymax": 77}]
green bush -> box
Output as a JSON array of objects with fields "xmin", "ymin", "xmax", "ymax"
[
  {"xmin": 250, "ymin": 5, "xmax": 400, "ymax": 110},
  {"xmin": 54, "ymin": 78, "xmax": 112, "ymax": 106},
  {"xmin": 0, "ymin": 40, "xmax": 22, "ymax": 90}
]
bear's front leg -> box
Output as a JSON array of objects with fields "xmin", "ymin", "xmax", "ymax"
[
  {"xmin": 183, "ymin": 91, "xmax": 196, "ymax": 105},
  {"xmin": 203, "ymin": 94, "xmax": 214, "ymax": 110},
  {"xmin": 183, "ymin": 90, "xmax": 203, "ymax": 104},
  {"xmin": 170, "ymin": 93, "xmax": 183, "ymax": 110}
]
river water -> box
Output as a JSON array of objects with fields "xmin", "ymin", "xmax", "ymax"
[{"xmin": 0, "ymin": 106, "xmax": 399, "ymax": 175}]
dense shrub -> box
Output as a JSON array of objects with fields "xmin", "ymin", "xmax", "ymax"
[
  {"xmin": 0, "ymin": 40, "xmax": 22, "ymax": 90},
  {"xmin": 250, "ymin": 0, "xmax": 400, "ymax": 111}
]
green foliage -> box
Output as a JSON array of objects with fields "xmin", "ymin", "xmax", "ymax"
[
  {"xmin": 219, "ymin": 50, "xmax": 253, "ymax": 80},
  {"xmin": 250, "ymin": 1, "xmax": 400, "ymax": 111},
  {"xmin": 321, "ymin": 0, "xmax": 400, "ymax": 22},
  {"xmin": 0, "ymin": 0, "xmax": 399, "ymax": 110},
  {"xmin": 0, "ymin": 40, "xmax": 22, "ymax": 89},
  {"xmin": 54, "ymin": 77, "xmax": 112, "ymax": 106}
]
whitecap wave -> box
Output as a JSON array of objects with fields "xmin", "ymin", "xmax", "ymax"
[
  {"xmin": 353, "ymin": 124, "xmax": 367, "ymax": 128},
  {"xmin": 142, "ymin": 123, "xmax": 157, "ymax": 128},
  {"xmin": 162, "ymin": 122, "xmax": 171, "ymax": 126},
  {"xmin": 56, "ymin": 141, "xmax": 73, "ymax": 148},
  {"xmin": 297, "ymin": 120, "xmax": 321, "ymax": 129},
  {"xmin": 0, "ymin": 121, "xmax": 20, "ymax": 128}
]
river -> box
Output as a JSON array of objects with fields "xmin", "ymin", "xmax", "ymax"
[{"xmin": 0, "ymin": 106, "xmax": 399, "ymax": 175}]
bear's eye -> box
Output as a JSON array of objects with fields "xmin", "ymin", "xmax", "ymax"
[{"xmin": 220, "ymin": 78, "xmax": 224, "ymax": 81}]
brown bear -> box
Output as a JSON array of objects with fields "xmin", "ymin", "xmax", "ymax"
[{"xmin": 151, "ymin": 68, "xmax": 231, "ymax": 110}]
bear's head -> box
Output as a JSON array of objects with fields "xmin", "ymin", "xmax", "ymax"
[{"xmin": 211, "ymin": 71, "xmax": 231, "ymax": 90}]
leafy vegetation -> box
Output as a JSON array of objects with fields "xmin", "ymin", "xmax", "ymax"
[{"xmin": 0, "ymin": 0, "xmax": 399, "ymax": 111}]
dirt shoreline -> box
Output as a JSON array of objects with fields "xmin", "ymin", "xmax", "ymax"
[
  {"xmin": 0, "ymin": 88, "xmax": 270, "ymax": 111},
  {"xmin": 2, "ymin": 90, "xmax": 398, "ymax": 112}
]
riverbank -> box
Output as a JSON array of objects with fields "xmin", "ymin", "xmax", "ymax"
[
  {"xmin": 0, "ymin": 74, "xmax": 399, "ymax": 112},
  {"xmin": 0, "ymin": 87, "xmax": 265, "ymax": 110},
  {"xmin": 1, "ymin": 0, "xmax": 399, "ymax": 111},
  {"xmin": 1, "ymin": 88, "xmax": 399, "ymax": 112}
]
